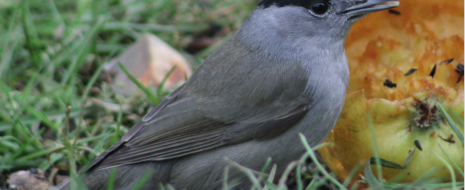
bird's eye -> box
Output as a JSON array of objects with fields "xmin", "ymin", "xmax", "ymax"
[{"xmin": 309, "ymin": 1, "xmax": 330, "ymax": 16}]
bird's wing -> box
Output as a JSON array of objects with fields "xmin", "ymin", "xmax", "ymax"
[
  {"xmin": 88, "ymin": 96, "xmax": 311, "ymax": 171},
  {"xmin": 86, "ymin": 37, "xmax": 314, "ymax": 171}
]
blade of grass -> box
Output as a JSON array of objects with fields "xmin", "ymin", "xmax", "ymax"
[
  {"xmin": 106, "ymin": 168, "xmax": 118, "ymax": 190},
  {"xmin": 296, "ymin": 152, "xmax": 309, "ymax": 190},
  {"xmin": 223, "ymin": 166, "xmax": 230, "ymax": 190},
  {"xmin": 277, "ymin": 161, "xmax": 298, "ymax": 189},
  {"xmin": 395, "ymin": 167, "xmax": 439, "ymax": 189},
  {"xmin": 431, "ymin": 149, "xmax": 457, "ymax": 190},
  {"xmin": 0, "ymin": 3, "xmax": 20, "ymax": 78},
  {"xmin": 110, "ymin": 100, "xmax": 124, "ymax": 145},
  {"xmin": 165, "ymin": 184, "xmax": 176, "ymax": 190},
  {"xmin": 364, "ymin": 158, "xmax": 382, "ymax": 189},
  {"xmin": 305, "ymin": 169, "xmax": 318, "ymax": 190},
  {"xmin": 228, "ymin": 159, "xmax": 264, "ymax": 190},
  {"xmin": 444, "ymin": 104, "xmax": 464, "ymax": 127},
  {"xmin": 61, "ymin": 105, "xmax": 81, "ymax": 190},
  {"xmin": 73, "ymin": 61, "xmax": 107, "ymax": 148},
  {"xmin": 262, "ymin": 164, "xmax": 277, "ymax": 190},
  {"xmin": 21, "ymin": 0, "xmax": 41, "ymax": 65},
  {"xmin": 437, "ymin": 102, "xmax": 464, "ymax": 145},
  {"xmin": 299, "ymin": 142, "xmax": 334, "ymax": 190},
  {"xmin": 26, "ymin": 106, "xmax": 61, "ymax": 130},
  {"xmin": 10, "ymin": 128, "xmax": 43, "ymax": 160},
  {"xmin": 299, "ymin": 133, "xmax": 347, "ymax": 190},
  {"xmin": 61, "ymin": 16, "xmax": 106, "ymax": 85},
  {"xmin": 156, "ymin": 65, "xmax": 177, "ymax": 98},
  {"xmin": 367, "ymin": 113, "xmax": 383, "ymax": 183},
  {"xmin": 117, "ymin": 61, "xmax": 160, "ymax": 104},
  {"xmin": 349, "ymin": 182, "xmax": 359, "ymax": 190},
  {"xmin": 437, "ymin": 144, "xmax": 464, "ymax": 178},
  {"xmin": 257, "ymin": 157, "xmax": 272, "ymax": 183},
  {"xmin": 342, "ymin": 163, "xmax": 362, "ymax": 187}
]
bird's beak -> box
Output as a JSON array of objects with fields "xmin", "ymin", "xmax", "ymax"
[{"xmin": 341, "ymin": 0, "xmax": 399, "ymax": 17}]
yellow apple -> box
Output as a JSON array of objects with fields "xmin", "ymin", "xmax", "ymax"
[{"xmin": 318, "ymin": 0, "xmax": 464, "ymax": 185}]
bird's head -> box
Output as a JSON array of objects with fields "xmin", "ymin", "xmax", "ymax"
[{"xmin": 238, "ymin": 0, "xmax": 399, "ymax": 48}]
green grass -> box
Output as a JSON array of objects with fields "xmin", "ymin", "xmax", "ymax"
[
  {"xmin": 0, "ymin": 0, "xmax": 463, "ymax": 190},
  {"xmin": 0, "ymin": 0, "xmax": 257, "ymax": 186}
]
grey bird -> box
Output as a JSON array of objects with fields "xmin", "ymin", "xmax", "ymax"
[{"xmin": 57, "ymin": 0, "xmax": 399, "ymax": 189}]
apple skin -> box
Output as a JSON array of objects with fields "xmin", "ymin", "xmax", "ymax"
[
  {"xmin": 318, "ymin": 0, "xmax": 464, "ymax": 185},
  {"xmin": 320, "ymin": 90, "xmax": 464, "ymax": 183}
]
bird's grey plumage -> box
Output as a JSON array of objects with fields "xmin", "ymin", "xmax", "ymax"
[{"xmin": 57, "ymin": 0, "xmax": 399, "ymax": 189}]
